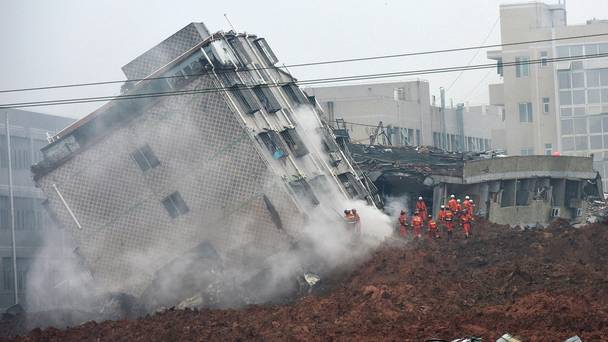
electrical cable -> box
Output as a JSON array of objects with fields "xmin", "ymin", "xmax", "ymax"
[
  {"xmin": 1, "ymin": 32, "xmax": 608, "ymax": 94},
  {"xmin": 0, "ymin": 52, "xmax": 606, "ymax": 109}
]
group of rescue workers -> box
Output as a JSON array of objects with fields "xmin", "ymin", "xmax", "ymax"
[
  {"xmin": 342, "ymin": 194, "xmax": 476, "ymax": 241},
  {"xmin": 398, "ymin": 194, "xmax": 475, "ymax": 240}
]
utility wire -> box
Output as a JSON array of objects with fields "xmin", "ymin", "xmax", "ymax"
[
  {"xmin": 1, "ymin": 32, "xmax": 608, "ymax": 94},
  {"xmin": 446, "ymin": 17, "xmax": 500, "ymax": 92},
  {"xmin": 1, "ymin": 52, "xmax": 606, "ymax": 109}
]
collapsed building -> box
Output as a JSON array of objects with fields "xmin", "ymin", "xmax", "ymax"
[
  {"xmin": 350, "ymin": 143, "xmax": 603, "ymax": 226},
  {"xmin": 30, "ymin": 22, "xmax": 379, "ymax": 302}
]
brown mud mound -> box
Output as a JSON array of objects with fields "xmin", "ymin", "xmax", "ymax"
[{"xmin": 4, "ymin": 219, "xmax": 608, "ymax": 341}]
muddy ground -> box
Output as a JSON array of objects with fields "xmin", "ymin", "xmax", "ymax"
[{"xmin": 2, "ymin": 219, "xmax": 608, "ymax": 341}]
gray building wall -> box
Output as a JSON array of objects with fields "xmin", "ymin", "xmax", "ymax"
[
  {"xmin": 0, "ymin": 109, "xmax": 74, "ymax": 309},
  {"xmin": 307, "ymin": 81, "xmax": 505, "ymax": 152}
]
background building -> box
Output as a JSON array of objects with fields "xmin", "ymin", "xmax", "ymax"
[
  {"xmin": 487, "ymin": 1, "xmax": 608, "ymax": 188},
  {"xmin": 307, "ymin": 81, "xmax": 505, "ymax": 152},
  {"xmin": 0, "ymin": 109, "xmax": 74, "ymax": 310}
]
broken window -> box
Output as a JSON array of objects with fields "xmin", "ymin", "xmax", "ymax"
[
  {"xmin": 228, "ymin": 37, "xmax": 254, "ymax": 65},
  {"xmin": 131, "ymin": 144, "xmax": 160, "ymax": 172},
  {"xmin": 282, "ymin": 83, "xmax": 308, "ymax": 105},
  {"xmin": 231, "ymin": 84, "xmax": 261, "ymax": 114},
  {"xmin": 253, "ymin": 85, "xmax": 282, "ymax": 113},
  {"xmin": 258, "ymin": 131, "xmax": 288, "ymax": 159},
  {"xmin": 500, "ymin": 180, "xmax": 516, "ymax": 207},
  {"xmin": 280, "ymin": 128, "xmax": 308, "ymax": 157},
  {"xmin": 203, "ymin": 40, "xmax": 239, "ymax": 69},
  {"xmin": 162, "ymin": 192, "xmax": 189, "ymax": 219},
  {"xmin": 253, "ymin": 38, "xmax": 278, "ymax": 65},
  {"xmin": 515, "ymin": 179, "xmax": 531, "ymax": 206},
  {"xmin": 338, "ymin": 172, "xmax": 360, "ymax": 198},
  {"xmin": 289, "ymin": 179, "xmax": 320, "ymax": 206}
]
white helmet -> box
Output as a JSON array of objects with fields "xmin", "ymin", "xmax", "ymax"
[
  {"xmin": 440, "ymin": 205, "xmax": 445, "ymax": 209},
  {"xmin": 450, "ymin": 194, "xmax": 455, "ymax": 198},
  {"xmin": 457, "ymin": 199, "xmax": 461, "ymax": 203},
  {"xmin": 470, "ymin": 200, "xmax": 474, "ymax": 203},
  {"xmin": 418, "ymin": 196, "xmax": 423, "ymax": 200},
  {"xmin": 465, "ymin": 195, "xmax": 470, "ymax": 200}
]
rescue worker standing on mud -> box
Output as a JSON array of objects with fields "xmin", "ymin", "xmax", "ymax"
[
  {"xmin": 415, "ymin": 196, "xmax": 428, "ymax": 222},
  {"xmin": 444, "ymin": 208, "xmax": 455, "ymax": 240},
  {"xmin": 427, "ymin": 215, "xmax": 439, "ymax": 239},
  {"xmin": 398, "ymin": 210, "xmax": 408, "ymax": 238},
  {"xmin": 438, "ymin": 205, "xmax": 447, "ymax": 230},
  {"xmin": 411, "ymin": 210, "xmax": 423, "ymax": 239},
  {"xmin": 461, "ymin": 212, "xmax": 472, "ymax": 239},
  {"xmin": 447, "ymin": 194, "xmax": 459, "ymax": 213}
]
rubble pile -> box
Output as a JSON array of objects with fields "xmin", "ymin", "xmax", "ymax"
[{"xmin": 3, "ymin": 219, "xmax": 608, "ymax": 341}]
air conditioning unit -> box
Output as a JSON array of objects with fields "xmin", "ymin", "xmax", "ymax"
[{"xmin": 551, "ymin": 207, "xmax": 560, "ymax": 217}]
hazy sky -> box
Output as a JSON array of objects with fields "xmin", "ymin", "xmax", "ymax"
[{"xmin": 1, "ymin": 0, "xmax": 607, "ymax": 119}]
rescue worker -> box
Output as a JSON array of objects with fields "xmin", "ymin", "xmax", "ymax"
[
  {"xmin": 415, "ymin": 196, "xmax": 428, "ymax": 221},
  {"xmin": 351, "ymin": 209, "xmax": 361, "ymax": 234},
  {"xmin": 411, "ymin": 211, "xmax": 423, "ymax": 239},
  {"xmin": 462, "ymin": 195, "xmax": 471, "ymax": 209},
  {"xmin": 465, "ymin": 199, "xmax": 475, "ymax": 217},
  {"xmin": 461, "ymin": 212, "xmax": 472, "ymax": 239},
  {"xmin": 398, "ymin": 210, "xmax": 408, "ymax": 238},
  {"xmin": 344, "ymin": 209, "xmax": 353, "ymax": 221},
  {"xmin": 447, "ymin": 195, "xmax": 459, "ymax": 213},
  {"xmin": 427, "ymin": 215, "xmax": 439, "ymax": 238},
  {"xmin": 444, "ymin": 208, "xmax": 455, "ymax": 241},
  {"xmin": 438, "ymin": 205, "xmax": 447, "ymax": 230}
]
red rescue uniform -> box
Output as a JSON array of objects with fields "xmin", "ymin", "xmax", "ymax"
[
  {"xmin": 448, "ymin": 198, "xmax": 459, "ymax": 212},
  {"xmin": 461, "ymin": 214, "xmax": 472, "ymax": 238},
  {"xmin": 428, "ymin": 219, "xmax": 439, "ymax": 238},
  {"xmin": 398, "ymin": 213, "xmax": 408, "ymax": 237},
  {"xmin": 444, "ymin": 210, "xmax": 455, "ymax": 240},
  {"xmin": 463, "ymin": 200, "xmax": 474, "ymax": 217},
  {"xmin": 411, "ymin": 215, "xmax": 423, "ymax": 238},
  {"xmin": 415, "ymin": 200, "xmax": 428, "ymax": 221}
]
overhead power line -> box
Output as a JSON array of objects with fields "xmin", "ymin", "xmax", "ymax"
[
  {"xmin": 0, "ymin": 52, "xmax": 606, "ymax": 109},
  {"xmin": 1, "ymin": 32, "xmax": 608, "ymax": 94},
  {"xmin": 445, "ymin": 17, "xmax": 500, "ymax": 92}
]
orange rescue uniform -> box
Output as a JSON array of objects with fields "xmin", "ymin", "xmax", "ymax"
[{"xmin": 411, "ymin": 215, "xmax": 423, "ymax": 238}]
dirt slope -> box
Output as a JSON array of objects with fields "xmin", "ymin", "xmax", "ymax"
[{"xmin": 4, "ymin": 219, "xmax": 608, "ymax": 341}]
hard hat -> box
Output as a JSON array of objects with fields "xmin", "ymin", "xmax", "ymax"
[
  {"xmin": 418, "ymin": 196, "xmax": 423, "ymax": 200},
  {"xmin": 428, "ymin": 215, "xmax": 432, "ymax": 218},
  {"xmin": 469, "ymin": 200, "xmax": 473, "ymax": 203},
  {"xmin": 450, "ymin": 194, "xmax": 455, "ymax": 198},
  {"xmin": 457, "ymin": 199, "xmax": 461, "ymax": 202},
  {"xmin": 400, "ymin": 210, "xmax": 405, "ymax": 214},
  {"xmin": 440, "ymin": 205, "xmax": 445, "ymax": 209},
  {"xmin": 465, "ymin": 195, "xmax": 470, "ymax": 200}
]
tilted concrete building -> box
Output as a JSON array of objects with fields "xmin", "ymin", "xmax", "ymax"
[
  {"xmin": 307, "ymin": 81, "xmax": 505, "ymax": 152},
  {"xmin": 31, "ymin": 23, "xmax": 376, "ymax": 296},
  {"xmin": 487, "ymin": 1, "xmax": 608, "ymax": 189}
]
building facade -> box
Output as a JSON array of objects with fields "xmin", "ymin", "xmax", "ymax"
[
  {"xmin": 487, "ymin": 1, "xmax": 608, "ymax": 188},
  {"xmin": 0, "ymin": 109, "xmax": 74, "ymax": 310},
  {"xmin": 307, "ymin": 81, "xmax": 505, "ymax": 152},
  {"xmin": 31, "ymin": 23, "xmax": 376, "ymax": 299}
]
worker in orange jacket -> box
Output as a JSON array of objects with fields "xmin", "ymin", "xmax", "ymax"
[
  {"xmin": 461, "ymin": 213, "xmax": 472, "ymax": 239},
  {"xmin": 447, "ymin": 195, "xmax": 459, "ymax": 213},
  {"xmin": 398, "ymin": 210, "xmax": 408, "ymax": 238},
  {"xmin": 415, "ymin": 197, "xmax": 428, "ymax": 222},
  {"xmin": 444, "ymin": 209, "xmax": 455, "ymax": 241},
  {"xmin": 427, "ymin": 215, "xmax": 439, "ymax": 238},
  {"xmin": 411, "ymin": 211, "xmax": 423, "ymax": 239}
]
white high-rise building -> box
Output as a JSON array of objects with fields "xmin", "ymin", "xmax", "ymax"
[{"xmin": 487, "ymin": 1, "xmax": 608, "ymax": 188}]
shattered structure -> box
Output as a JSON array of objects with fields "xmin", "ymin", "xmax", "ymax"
[
  {"xmin": 351, "ymin": 144, "xmax": 602, "ymax": 226},
  {"xmin": 31, "ymin": 23, "xmax": 377, "ymax": 297}
]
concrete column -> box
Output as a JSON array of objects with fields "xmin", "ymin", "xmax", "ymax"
[
  {"xmin": 432, "ymin": 184, "xmax": 443, "ymax": 218},
  {"xmin": 478, "ymin": 183, "xmax": 489, "ymax": 216}
]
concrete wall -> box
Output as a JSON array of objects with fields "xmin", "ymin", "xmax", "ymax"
[{"xmin": 463, "ymin": 155, "xmax": 595, "ymax": 183}]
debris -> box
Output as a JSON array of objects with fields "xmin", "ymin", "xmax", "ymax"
[
  {"xmin": 303, "ymin": 273, "xmax": 320, "ymax": 287},
  {"xmin": 564, "ymin": 336, "xmax": 582, "ymax": 342},
  {"xmin": 496, "ymin": 333, "xmax": 523, "ymax": 342},
  {"xmin": 5, "ymin": 220, "xmax": 608, "ymax": 341}
]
